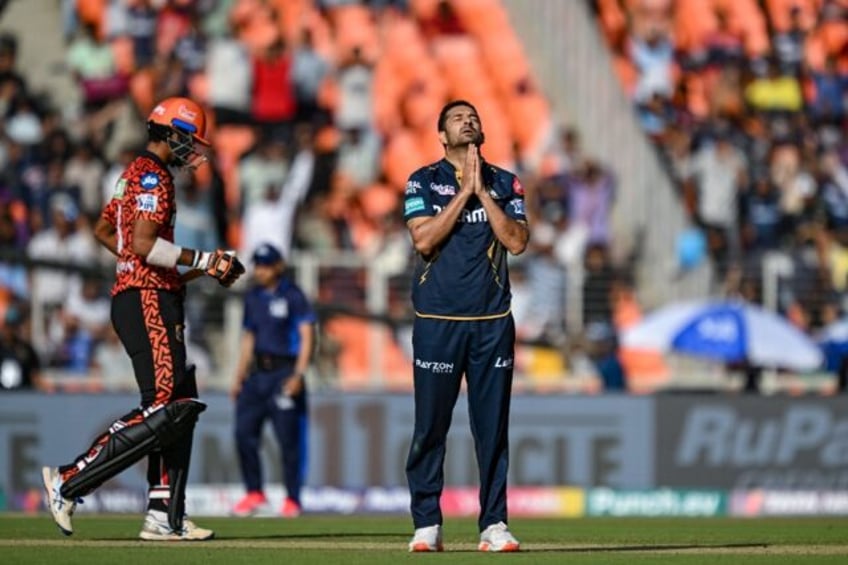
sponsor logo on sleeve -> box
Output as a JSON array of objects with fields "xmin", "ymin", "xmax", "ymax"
[
  {"xmin": 113, "ymin": 178, "xmax": 127, "ymax": 199},
  {"xmin": 405, "ymin": 196, "xmax": 426, "ymax": 215},
  {"xmin": 510, "ymin": 198, "xmax": 525, "ymax": 216},
  {"xmin": 405, "ymin": 180, "xmax": 421, "ymax": 195},
  {"xmin": 140, "ymin": 172, "xmax": 160, "ymax": 190},
  {"xmin": 137, "ymin": 193, "xmax": 158, "ymax": 213},
  {"xmin": 512, "ymin": 176, "xmax": 525, "ymax": 196}
]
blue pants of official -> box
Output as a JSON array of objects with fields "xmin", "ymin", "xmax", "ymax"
[
  {"xmin": 405, "ymin": 314, "xmax": 515, "ymax": 532},
  {"xmin": 235, "ymin": 366, "xmax": 307, "ymax": 505}
]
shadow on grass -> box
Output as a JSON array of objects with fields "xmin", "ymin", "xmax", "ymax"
[
  {"xmin": 88, "ymin": 532, "xmax": 407, "ymax": 541},
  {"xmin": 518, "ymin": 542, "xmax": 770, "ymax": 554}
]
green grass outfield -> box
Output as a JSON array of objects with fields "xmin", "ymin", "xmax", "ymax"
[{"xmin": 2, "ymin": 514, "xmax": 848, "ymax": 564}]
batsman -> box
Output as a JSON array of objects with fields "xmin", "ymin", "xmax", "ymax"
[{"xmin": 42, "ymin": 97, "xmax": 246, "ymax": 540}]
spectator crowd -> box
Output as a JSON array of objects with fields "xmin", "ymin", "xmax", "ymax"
[{"xmin": 15, "ymin": 0, "xmax": 838, "ymax": 394}]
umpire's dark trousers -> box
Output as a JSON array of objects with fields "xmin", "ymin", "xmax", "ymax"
[
  {"xmin": 406, "ymin": 314, "xmax": 515, "ymax": 532},
  {"xmin": 235, "ymin": 362, "xmax": 307, "ymax": 505}
]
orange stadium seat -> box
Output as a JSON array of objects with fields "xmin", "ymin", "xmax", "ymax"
[
  {"xmin": 233, "ymin": 1, "xmax": 280, "ymax": 53},
  {"xmin": 372, "ymin": 60, "xmax": 404, "ymax": 134},
  {"xmin": 294, "ymin": 7, "xmax": 336, "ymax": 63},
  {"xmin": 326, "ymin": 4, "xmax": 380, "ymax": 62},
  {"xmin": 382, "ymin": 129, "xmax": 426, "ymax": 190},
  {"xmin": 76, "ymin": 0, "xmax": 107, "ymax": 38},
  {"xmin": 612, "ymin": 55, "xmax": 639, "ymax": 97},
  {"xmin": 317, "ymin": 75, "xmax": 340, "ymax": 112},
  {"xmin": 505, "ymin": 92, "xmax": 550, "ymax": 155},
  {"xmin": 325, "ymin": 316, "xmax": 412, "ymax": 391},
  {"xmin": 765, "ymin": 0, "xmax": 818, "ymax": 32},
  {"xmin": 597, "ymin": 0, "xmax": 629, "ymax": 45},
  {"xmin": 451, "ymin": 0, "xmax": 512, "ymax": 38},
  {"xmin": 818, "ymin": 20, "xmax": 848, "ymax": 57},
  {"xmin": 613, "ymin": 289, "xmax": 671, "ymax": 393},
  {"xmin": 212, "ymin": 125, "xmax": 256, "ymax": 209},
  {"xmin": 402, "ymin": 87, "xmax": 442, "ymax": 131},
  {"xmin": 271, "ymin": 0, "xmax": 309, "ymax": 44},
  {"xmin": 409, "ymin": 0, "xmax": 441, "ymax": 19},
  {"xmin": 674, "ymin": 0, "xmax": 717, "ymax": 54},
  {"xmin": 713, "ymin": 0, "xmax": 770, "ymax": 58},
  {"xmin": 381, "ymin": 16, "xmax": 431, "ymax": 82},
  {"xmin": 470, "ymin": 100, "xmax": 513, "ymax": 166},
  {"xmin": 804, "ymin": 33, "xmax": 829, "ymax": 71},
  {"xmin": 187, "ymin": 73, "xmax": 210, "ymax": 106},
  {"xmin": 478, "ymin": 34, "xmax": 531, "ymax": 97},
  {"xmin": 414, "ymin": 126, "xmax": 446, "ymax": 166}
]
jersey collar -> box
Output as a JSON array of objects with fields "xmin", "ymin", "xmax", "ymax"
[{"xmin": 140, "ymin": 150, "xmax": 174, "ymax": 180}]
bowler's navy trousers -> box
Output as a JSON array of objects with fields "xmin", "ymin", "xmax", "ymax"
[{"xmin": 406, "ymin": 314, "xmax": 515, "ymax": 532}]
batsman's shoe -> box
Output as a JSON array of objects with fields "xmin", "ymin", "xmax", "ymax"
[
  {"xmin": 42, "ymin": 466, "xmax": 76, "ymax": 536},
  {"xmin": 280, "ymin": 497, "xmax": 301, "ymax": 518},
  {"xmin": 139, "ymin": 510, "xmax": 215, "ymax": 541},
  {"xmin": 478, "ymin": 521, "xmax": 520, "ymax": 552},
  {"xmin": 232, "ymin": 491, "xmax": 268, "ymax": 516},
  {"xmin": 408, "ymin": 524, "xmax": 443, "ymax": 552}
]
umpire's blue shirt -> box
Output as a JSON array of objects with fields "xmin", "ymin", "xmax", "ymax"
[
  {"xmin": 243, "ymin": 277, "xmax": 316, "ymax": 358},
  {"xmin": 403, "ymin": 158, "xmax": 527, "ymax": 319}
]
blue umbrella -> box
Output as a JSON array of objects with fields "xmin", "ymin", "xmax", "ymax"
[
  {"xmin": 815, "ymin": 318, "xmax": 848, "ymax": 372},
  {"xmin": 621, "ymin": 299, "xmax": 823, "ymax": 371}
]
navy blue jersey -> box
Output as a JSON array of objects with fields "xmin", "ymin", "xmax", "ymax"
[
  {"xmin": 243, "ymin": 277, "xmax": 317, "ymax": 357},
  {"xmin": 403, "ymin": 158, "xmax": 527, "ymax": 319}
]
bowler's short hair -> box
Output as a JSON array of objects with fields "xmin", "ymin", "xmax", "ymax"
[{"xmin": 437, "ymin": 100, "xmax": 479, "ymax": 132}]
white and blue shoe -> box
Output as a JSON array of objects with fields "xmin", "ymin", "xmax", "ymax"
[
  {"xmin": 42, "ymin": 466, "xmax": 77, "ymax": 536},
  {"xmin": 139, "ymin": 509, "xmax": 214, "ymax": 541}
]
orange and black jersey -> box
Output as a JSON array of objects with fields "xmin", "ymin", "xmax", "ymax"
[{"xmin": 100, "ymin": 151, "xmax": 181, "ymax": 296}]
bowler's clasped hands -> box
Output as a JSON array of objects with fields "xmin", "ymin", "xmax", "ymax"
[{"xmin": 460, "ymin": 143, "xmax": 486, "ymax": 198}]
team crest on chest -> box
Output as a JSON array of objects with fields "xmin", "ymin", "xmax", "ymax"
[{"xmin": 270, "ymin": 298, "xmax": 289, "ymax": 318}]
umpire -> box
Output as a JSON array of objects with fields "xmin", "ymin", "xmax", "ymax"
[{"xmin": 231, "ymin": 243, "xmax": 316, "ymax": 518}]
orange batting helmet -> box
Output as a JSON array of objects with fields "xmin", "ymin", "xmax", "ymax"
[
  {"xmin": 148, "ymin": 97, "xmax": 211, "ymax": 146},
  {"xmin": 147, "ymin": 97, "xmax": 210, "ymax": 169}
]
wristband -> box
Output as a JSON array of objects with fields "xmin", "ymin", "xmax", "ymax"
[
  {"xmin": 146, "ymin": 237, "xmax": 182, "ymax": 268},
  {"xmin": 192, "ymin": 251, "xmax": 212, "ymax": 270}
]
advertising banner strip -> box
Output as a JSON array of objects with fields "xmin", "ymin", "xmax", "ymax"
[
  {"xmin": 8, "ymin": 485, "xmax": 587, "ymax": 517},
  {"xmin": 730, "ymin": 490, "xmax": 848, "ymax": 517},
  {"xmin": 19, "ymin": 486, "xmax": 848, "ymax": 517},
  {"xmin": 587, "ymin": 488, "xmax": 727, "ymax": 517}
]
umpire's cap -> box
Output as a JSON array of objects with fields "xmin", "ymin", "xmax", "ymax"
[{"xmin": 252, "ymin": 243, "xmax": 284, "ymax": 266}]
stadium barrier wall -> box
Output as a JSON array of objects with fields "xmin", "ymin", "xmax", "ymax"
[{"xmin": 2, "ymin": 393, "xmax": 846, "ymax": 516}]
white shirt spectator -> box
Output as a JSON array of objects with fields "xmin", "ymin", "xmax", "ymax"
[
  {"xmin": 238, "ymin": 147, "xmax": 289, "ymax": 209},
  {"xmin": 28, "ymin": 227, "xmax": 97, "ymax": 307},
  {"xmin": 64, "ymin": 150, "xmax": 105, "ymax": 215},
  {"xmin": 337, "ymin": 128, "xmax": 381, "ymax": 188},
  {"xmin": 240, "ymin": 149, "xmax": 313, "ymax": 261},
  {"xmin": 206, "ymin": 37, "xmax": 252, "ymax": 112},
  {"xmin": 64, "ymin": 278, "xmax": 110, "ymax": 332},
  {"xmin": 688, "ymin": 141, "xmax": 747, "ymax": 227},
  {"xmin": 292, "ymin": 36, "xmax": 330, "ymax": 103},
  {"xmin": 336, "ymin": 56, "xmax": 374, "ymax": 130}
]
